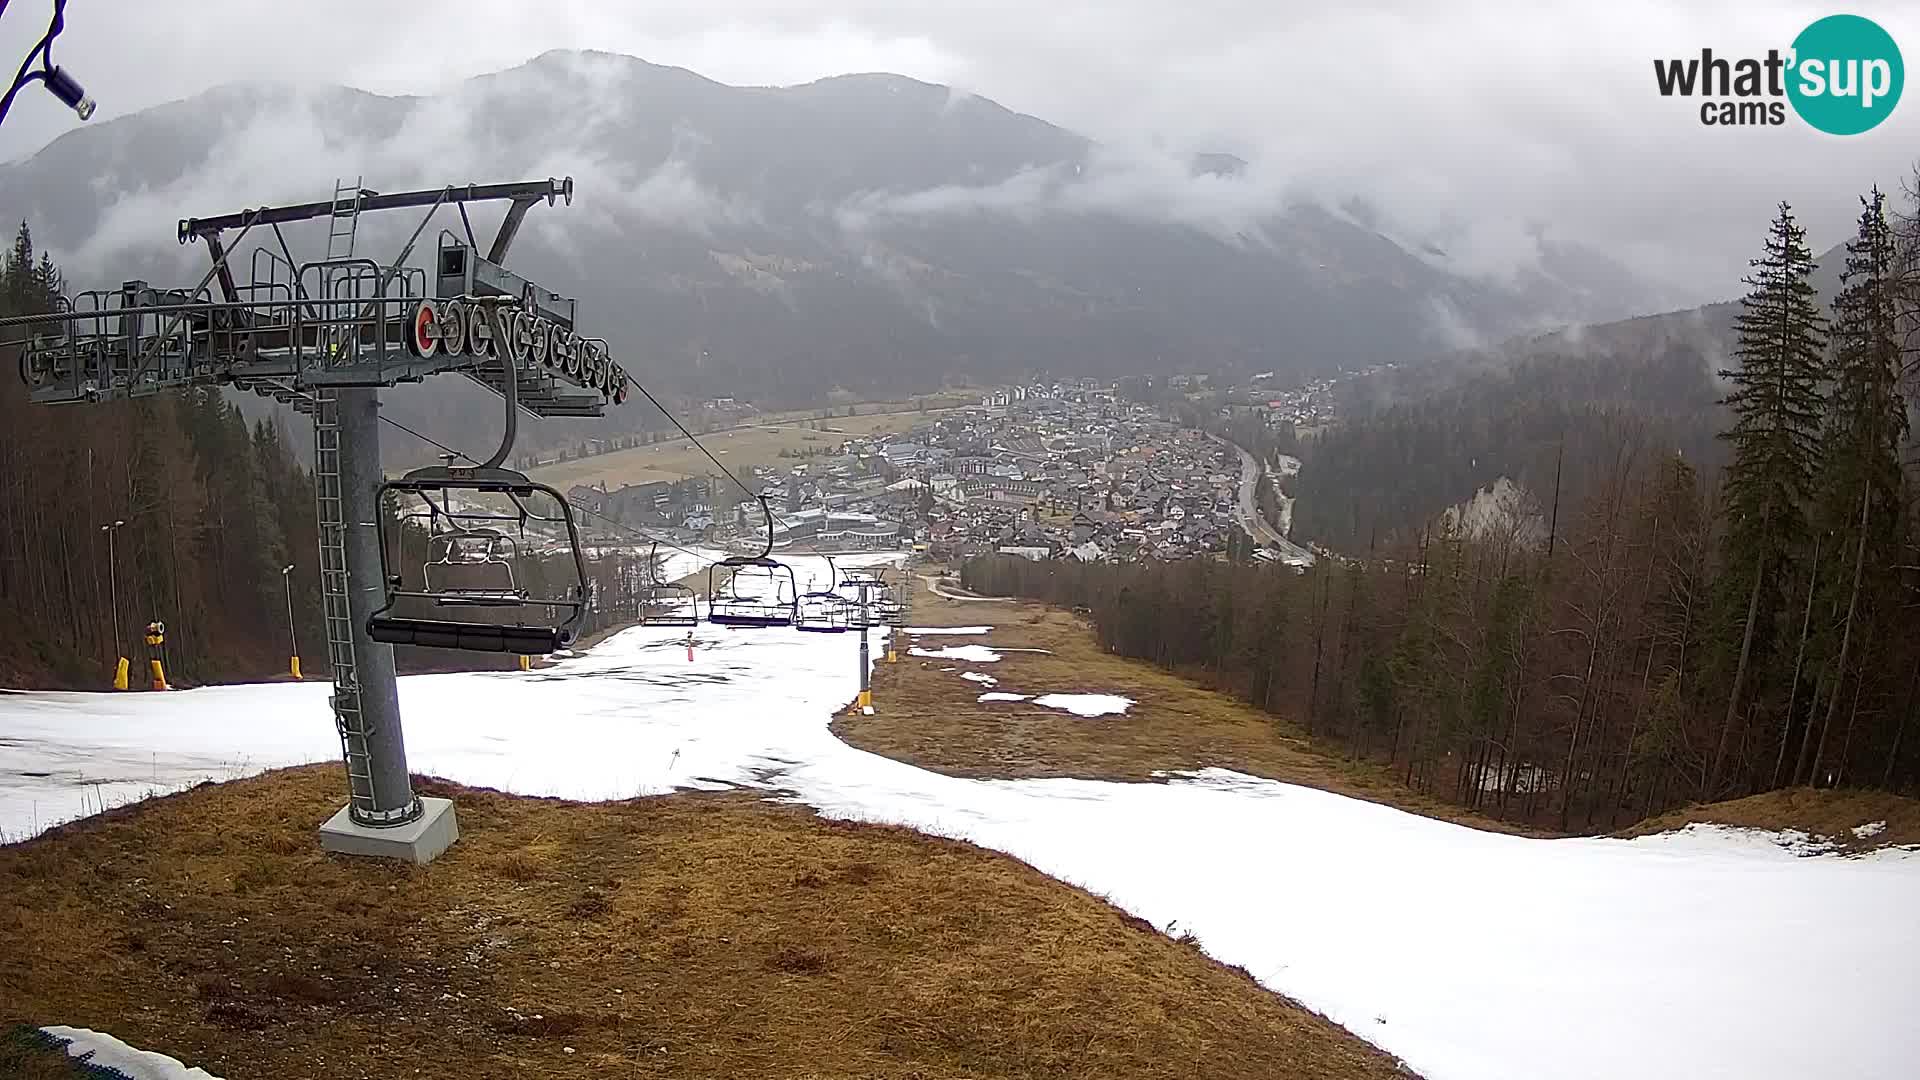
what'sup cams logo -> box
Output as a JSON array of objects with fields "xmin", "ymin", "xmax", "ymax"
[{"xmin": 1654, "ymin": 14, "xmax": 1902, "ymax": 134}]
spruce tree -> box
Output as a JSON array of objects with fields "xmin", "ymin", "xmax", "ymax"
[
  {"xmin": 1799, "ymin": 190, "xmax": 1907, "ymax": 785},
  {"xmin": 4, "ymin": 221, "xmax": 33, "ymax": 312},
  {"xmin": 34, "ymin": 251, "xmax": 61, "ymax": 307},
  {"xmin": 1711, "ymin": 203, "xmax": 1827, "ymax": 796}
]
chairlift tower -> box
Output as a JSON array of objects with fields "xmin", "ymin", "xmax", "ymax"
[
  {"xmin": 1, "ymin": 176, "xmax": 629, "ymax": 863},
  {"xmin": 840, "ymin": 566, "xmax": 887, "ymax": 713}
]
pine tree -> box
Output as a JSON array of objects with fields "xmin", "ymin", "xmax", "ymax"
[
  {"xmin": 1710, "ymin": 203, "xmax": 1827, "ymax": 796},
  {"xmin": 34, "ymin": 251, "xmax": 61, "ymax": 306},
  {"xmin": 4, "ymin": 221, "xmax": 33, "ymax": 312},
  {"xmin": 1800, "ymin": 190, "xmax": 1907, "ymax": 786}
]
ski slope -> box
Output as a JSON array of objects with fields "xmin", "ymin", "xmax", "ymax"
[{"xmin": 3, "ymin": 588, "xmax": 1917, "ymax": 1080}]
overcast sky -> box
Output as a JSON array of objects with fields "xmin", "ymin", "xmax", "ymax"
[{"xmin": 1, "ymin": 0, "xmax": 1915, "ymax": 299}]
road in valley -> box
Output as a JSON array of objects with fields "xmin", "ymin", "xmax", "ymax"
[{"xmin": 1224, "ymin": 439, "xmax": 1314, "ymax": 566}]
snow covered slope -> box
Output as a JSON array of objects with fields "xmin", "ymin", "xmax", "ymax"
[
  {"xmin": 37, "ymin": 1027, "xmax": 223, "ymax": 1080},
  {"xmin": 3, "ymin": 578, "xmax": 1916, "ymax": 1080}
]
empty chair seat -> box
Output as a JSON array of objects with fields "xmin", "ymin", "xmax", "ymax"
[{"xmin": 367, "ymin": 615, "xmax": 564, "ymax": 654}]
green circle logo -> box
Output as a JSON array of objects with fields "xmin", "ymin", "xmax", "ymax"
[{"xmin": 1787, "ymin": 14, "xmax": 1903, "ymax": 135}]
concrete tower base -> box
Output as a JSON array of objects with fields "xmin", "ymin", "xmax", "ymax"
[{"xmin": 317, "ymin": 797, "xmax": 459, "ymax": 864}]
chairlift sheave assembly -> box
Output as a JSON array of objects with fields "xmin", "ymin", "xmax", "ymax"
[
  {"xmin": 837, "ymin": 565, "xmax": 888, "ymax": 629},
  {"xmin": 858, "ymin": 566, "xmax": 906, "ymax": 626}
]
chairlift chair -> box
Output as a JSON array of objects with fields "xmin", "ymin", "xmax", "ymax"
[
  {"xmin": 368, "ymin": 465, "xmax": 590, "ymax": 654},
  {"xmin": 795, "ymin": 590, "xmax": 852, "ymax": 633},
  {"xmin": 875, "ymin": 590, "xmax": 906, "ymax": 626},
  {"xmin": 365, "ymin": 322, "xmax": 594, "ymax": 653},
  {"xmin": 795, "ymin": 556, "xmax": 851, "ymax": 633},
  {"xmin": 640, "ymin": 541, "xmax": 699, "ymax": 627},
  {"xmin": 707, "ymin": 557, "xmax": 799, "ymax": 627},
  {"xmin": 705, "ymin": 495, "xmax": 800, "ymax": 628}
]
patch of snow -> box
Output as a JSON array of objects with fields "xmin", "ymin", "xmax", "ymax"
[
  {"xmin": 1633, "ymin": 823, "xmax": 1846, "ymax": 858},
  {"xmin": 977, "ymin": 692, "xmax": 1030, "ymax": 702},
  {"xmin": 651, "ymin": 545, "xmax": 740, "ymax": 583},
  {"xmin": 1031, "ymin": 693, "xmax": 1134, "ymax": 717},
  {"xmin": 40, "ymin": 1026, "xmax": 223, "ymax": 1079},
  {"xmin": 905, "ymin": 626, "xmax": 993, "ymax": 635},
  {"xmin": 959, "ymin": 672, "xmax": 997, "ymax": 686},
  {"xmin": 1855, "ymin": 821, "xmax": 1888, "ymax": 840},
  {"xmin": 908, "ymin": 644, "xmax": 1002, "ymax": 663}
]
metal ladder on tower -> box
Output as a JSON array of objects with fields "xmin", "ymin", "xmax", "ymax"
[
  {"xmin": 321, "ymin": 176, "xmax": 365, "ymax": 360},
  {"xmin": 313, "ymin": 178, "xmax": 379, "ymax": 820},
  {"xmin": 326, "ymin": 176, "xmax": 364, "ymax": 264}
]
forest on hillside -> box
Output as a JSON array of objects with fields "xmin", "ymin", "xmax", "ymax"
[
  {"xmin": 968, "ymin": 188, "xmax": 1920, "ymax": 825},
  {"xmin": 0, "ymin": 224, "xmax": 329, "ymax": 688},
  {"xmin": 1287, "ymin": 346, "xmax": 1726, "ymax": 551}
]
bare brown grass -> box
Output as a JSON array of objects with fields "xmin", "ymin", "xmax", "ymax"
[
  {"xmin": 0, "ymin": 765, "xmax": 1413, "ymax": 1080},
  {"xmin": 858, "ymin": 571, "xmax": 1920, "ymax": 847},
  {"xmin": 843, "ymin": 572, "xmax": 1530, "ymax": 835},
  {"xmin": 1621, "ymin": 786, "xmax": 1920, "ymax": 851}
]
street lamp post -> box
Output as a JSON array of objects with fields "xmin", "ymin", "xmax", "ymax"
[
  {"xmin": 281, "ymin": 564, "xmax": 302, "ymax": 679},
  {"xmin": 101, "ymin": 519, "xmax": 127, "ymax": 689},
  {"xmin": 856, "ymin": 579, "xmax": 872, "ymax": 713}
]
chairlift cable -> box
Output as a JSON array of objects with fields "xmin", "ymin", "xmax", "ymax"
[
  {"xmin": 373, "ymin": 411, "xmax": 712, "ymax": 566},
  {"xmin": 618, "ymin": 372, "xmax": 803, "ymax": 576},
  {"xmin": 620, "ymin": 372, "xmax": 757, "ymax": 501},
  {"xmin": 384, "ymin": 378, "xmax": 896, "ymax": 606},
  {"xmin": 616, "ymin": 426, "xmax": 834, "ymax": 566}
]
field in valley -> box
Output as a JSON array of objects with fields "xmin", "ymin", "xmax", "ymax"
[{"xmin": 532, "ymin": 395, "xmax": 972, "ymax": 491}]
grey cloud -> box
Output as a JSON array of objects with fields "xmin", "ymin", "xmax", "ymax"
[
  {"xmin": 831, "ymin": 146, "xmax": 1294, "ymax": 248},
  {"xmin": 5, "ymin": 0, "xmax": 1917, "ymax": 302},
  {"xmin": 36, "ymin": 69, "xmax": 761, "ymax": 276}
]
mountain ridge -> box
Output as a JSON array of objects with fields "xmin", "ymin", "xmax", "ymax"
[{"xmin": 0, "ymin": 49, "xmax": 1675, "ymax": 443}]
